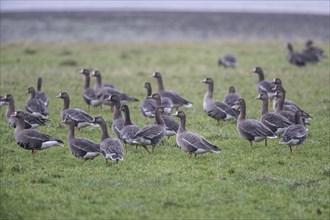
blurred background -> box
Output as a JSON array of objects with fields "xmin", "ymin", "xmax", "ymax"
[{"xmin": 1, "ymin": 0, "xmax": 329, "ymax": 43}]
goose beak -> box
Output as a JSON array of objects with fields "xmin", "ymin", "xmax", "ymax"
[
  {"xmin": 201, "ymin": 79, "xmax": 207, "ymax": 83},
  {"xmin": 55, "ymin": 94, "xmax": 61, "ymax": 98},
  {"xmin": 151, "ymin": 72, "xmax": 156, "ymax": 77},
  {"xmin": 90, "ymin": 71, "xmax": 95, "ymax": 77},
  {"xmin": 26, "ymin": 90, "xmax": 29, "ymax": 94},
  {"xmin": 251, "ymin": 68, "xmax": 256, "ymax": 73},
  {"xmin": 172, "ymin": 111, "xmax": 179, "ymax": 117},
  {"xmin": 10, "ymin": 112, "xmax": 17, "ymax": 118},
  {"xmin": 255, "ymin": 94, "xmax": 261, "ymax": 99}
]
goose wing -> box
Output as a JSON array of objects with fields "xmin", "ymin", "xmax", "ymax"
[{"xmin": 72, "ymin": 138, "xmax": 100, "ymax": 152}]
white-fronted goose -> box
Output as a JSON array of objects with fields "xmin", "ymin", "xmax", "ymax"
[
  {"xmin": 149, "ymin": 93, "xmax": 178, "ymax": 137},
  {"xmin": 140, "ymin": 82, "xmax": 157, "ymax": 120},
  {"xmin": 35, "ymin": 77, "xmax": 49, "ymax": 107},
  {"xmin": 63, "ymin": 117, "xmax": 101, "ymax": 160},
  {"xmin": 12, "ymin": 111, "xmax": 63, "ymax": 154},
  {"xmin": 25, "ymin": 87, "xmax": 49, "ymax": 119},
  {"xmin": 280, "ymin": 110, "xmax": 307, "ymax": 152},
  {"xmin": 252, "ymin": 67, "xmax": 275, "ymax": 99},
  {"xmin": 286, "ymin": 43, "xmax": 317, "ymax": 66},
  {"xmin": 218, "ymin": 54, "xmax": 237, "ymax": 68},
  {"xmin": 255, "ymin": 93, "xmax": 292, "ymax": 136},
  {"xmin": 90, "ymin": 70, "xmax": 138, "ymax": 105},
  {"xmin": 120, "ymin": 105, "xmax": 140, "ymax": 145},
  {"xmin": 79, "ymin": 68, "xmax": 103, "ymax": 112},
  {"xmin": 236, "ymin": 98, "xmax": 276, "ymax": 146},
  {"xmin": 173, "ymin": 110, "xmax": 220, "ymax": 159},
  {"xmin": 104, "ymin": 95, "xmax": 125, "ymax": 139},
  {"xmin": 302, "ymin": 40, "xmax": 325, "ymax": 61},
  {"xmin": 201, "ymin": 77, "xmax": 238, "ymax": 122},
  {"xmin": 132, "ymin": 106, "xmax": 166, "ymax": 153},
  {"xmin": 223, "ymin": 86, "xmax": 241, "ymax": 111},
  {"xmin": 152, "ymin": 72, "xmax": 192, "ymax": 109},
  {"xmin": 2, "ymin": 94, "xmax": 49, "ymax": 129},
  {"xmin": 56, "ymin": 92, "xmax": 97, "ymax": 130},
  {"xmin": 94, "ymin": 116, "xmax": 123, "ymax": 164}
]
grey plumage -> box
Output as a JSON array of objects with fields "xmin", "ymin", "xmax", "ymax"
[
  {"xmin": 12, "ymin": 111, "xmax": 63, "ymax": 154},
  {"xmin": 252, "ymin": 67, "xmax": 275, "ymax": 99},
  {"xmin": 120, "ymin": 105, "xmax": 140, "ymax": 145},
  {"xmin": 63, "ymin": 117, "xmax": 101, "ymax": 160},
  {"xmin": 152, "ymin": 72, "xmax": 192, "ymax": 109},
  {"xmin": 236, "ymin": 98, "xmax": 276, "ymax": 146},
  {"xmin": 173, "ymin": 110, "xmax": 220, "ymax": 159},
  {"xmin": 286, "ymin": 43, "xmax": 318, "ymax": 66},
  {"xmin": 302, "ymin": 40, "xmax": 325, "ymax": 61},
  {"xmin": 56, "ymin": 92, "xmax": 97, "ymax": 130},
  {"xmin": 25, "ymin": 87, "xmax": 49, "ymax": 119},
  {"xmin": 140, "ymin": 82, "xmax": 157, "ymax": 119},
  {"xmin": 35, "ymin": 77, "xmax": 49, "ymax": 107},
  {"xmin": 218, "ymin": 54, "xmax": 237, "ymax": 68},
  {"xmin": 202, "ymin": 77, "xmax": 238, "ymax": 122},
  {"xmin": 104, "ymin": 95, "xmax": 126, "ymax": 139}
]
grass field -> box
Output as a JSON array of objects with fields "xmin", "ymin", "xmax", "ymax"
[{"xmin": 0, "ymin": 40, "xmax": 329, "ymax": 219}]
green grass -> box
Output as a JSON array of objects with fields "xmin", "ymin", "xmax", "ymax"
[{"xmin": 0, "ymin": 40, "xmax": 329, "ymax": 219}]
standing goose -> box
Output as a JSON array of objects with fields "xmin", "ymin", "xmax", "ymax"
[
  {"xmin": 236, "ymin": 98, "xmax": 276, "ymax": 146},
  {"xmin": 132, "ymin": 106, "xmax": 166, "ymax": 153},
  {"xmin": 25, "ymin": 87, "xmax": 49, "ymax": 119},
  {"xmin": 218, "ymin": 54, "xmax": 237, "ymax": 68},
  {"xmin": 252, "ymin": 67, "xmax": 275, "ymax": 99},
  {"xmin": 94, "ymin": 116, "xmax": 124, "ymax": 164},
  {"xmin": 120, "ymin": 105, "xmax": 140, "ymax": 145},
  {"xmin": 12, "ymin": 111, "xmax": 63, "ymax": 154},
  {"xmin": 90, "ymin": 70, "xmax": 138, "ymax": 105},
  {"xmin": 2, "ymin": 94, "xmax": 49, "ymax": 129},
  {"xmin": 79, "ymin": 68, "xmax": 103, "ymax": 112},
  {"xmin": 223, "ymin": 85, "xmax": 241, "ymax": 111},
  {"xmin": 140, "ymin": 82, "xmax": 157, "ymax": 121},
  {"xmin": 104, "ymin": 95, "xmax": 126, "ymax": 139},
  {"xmin": 149, "ymin": 93, "xmax": 179, "ymax": 138},
  {"xmin": 63, "ymin": 117, "xmax": 101, "ymax": 160},
  {"xmin": 201, "ymin": 77, "xmax": 238, "ymax": 122},
  {"xmin": 152, "ymin": 72, "xmax": 192, "ymax": 109},
  {"xmin": 173, "ymin": 110, "xmax": 220, "ymax": 159},
  {"xmin": 35, "ymin": 77, "xmax": 49, "ymax": 107},
  {"xmin": 280, "ymin": 110, "xmax": 307, "ymax": 152},
  {"xmin": 56, "ymin": 92, "xmax": 97, "ymax": 130},
  {"xmin": 255, "ymin": 93, "xmax": 292, "ymax": 136}
]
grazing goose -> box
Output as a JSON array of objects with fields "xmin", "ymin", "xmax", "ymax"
[
  {"xmin": 252, "ymin": 67, "xmax": 275, "ymax": 99},
  {"xmin": 286, "ymin": 43, "xmax": 317, "ymax": 66},
  {"xmin": 104, "ymin": 95, "xmax": 126, "ymax": 139},
  {"xmin": 201, "ymin": 77, "xmax": 238, "ymax": 122},
  {"xmin": 120, "ymin": 105, "xmax": 140, "ymax": 145},
  {"xmin": 132, "ymin": 106, "xmax": 166, "ymax": 153},
  {"xmin": 56, "ymin": 92, "xmax": 97, "ymax": 130},
  {"xmin": 218, "ymin": 54, "xmax": 237, "ymax": 68},
  {"xmin": 255, "ymin": 93, "xmax": 292, "ymax": 136},
  {"xmin": 2, "ymin": 94, "xmax": 49, "ymax": 129},
  {"xmin": 79, "ymin": 68, "xmax": 103, "ymax": 112},
  {"xmin": 35, "ymin": 77, "xmax": 49, "ymax": 107},
  {"xmin": 223, "ymin": 85, "xmax": 241, "ymax": 111},
  {"xmin": 94, "ymin": 116, "xmax": 124, "ymax": 164},
  {"xmin": 173, "ymin": 110, "xmax": 220, "ymax": 159},
  {"xmin": 149, "ymin": 93, "xmax": 179, "ymax": 137},
  {"xmin": 63, "ymin": 117, "xmax": 101, "ymax": 160},
  {"xmin": 236, "ymin": 98, "xmax": 276, "ymax": 146},
  {"xmin": 152, "ymin": 72, "xmax": 192, "ymax": 109},
  {"xmin": 302, "ymin": 40, "xmax": 325, "ymax": 61},
  {"xmin": 90, "ymin": 70, "xmax": 138, "ymax": 105},
  {"xmin": 140, "ymin": 82, "xmax": 157, "ymax": 120},
  {"xmin": 280, "ymin": 110, "xmax": 307, "ymax": 152},
  {"xmin": 25, "ymin": 87, "xmax": 49, "ymax": 119},
  {"xmin": 12, "ymin": 111, "xmax": 63, "ymax": 154}
]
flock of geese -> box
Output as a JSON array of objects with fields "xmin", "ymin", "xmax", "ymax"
[{"xmin": 0, "ymin": 41, "xmax": 324, "ymax": 162}]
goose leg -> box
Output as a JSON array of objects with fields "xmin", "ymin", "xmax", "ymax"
[
  {"xmin": 189, "ymin": 152, "xmax": 193, "ymax": 160},
  {"xmin": 142, "ymin": 146, "xmax": 150, "ymax": 153},
  {"xmin": 151, "ymin": 146, "xmax": 156, "ymax": 154},
  {"xmin": 249, "ymin": 141, "xmax": 253, "ymax": 146},
  {"xmin": 265, "ymin": 138, "xmax": 268, "ymax": 147},
  {"xmin": 31, "ymin": 149, "xmax": 37, "ymax": 155},
  {"xmin": 289, "ymin": 146, "xmax": 293, "ymax": 153}
]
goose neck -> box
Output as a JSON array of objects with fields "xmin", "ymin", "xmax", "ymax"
[
  {"xmin": 37, "ymin": 78, "xmax": 42, "ymax": 91},
  {"xmin": 260, "ymin": 98, "xmax": 269, "ymax": 115},
  {"xmin": 156, "ymin": 76, "xmax": 165, "ymax": 91}
]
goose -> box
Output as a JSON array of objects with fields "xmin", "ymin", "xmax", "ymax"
[
  {"xmin": 2, "ymin": 94, "xmax": 49, "ymax": 129},
  {"xmin": 104, "ymin": 95, "xmax": 126, "ymax": 139},
  {"xmin": 149, "ymin": 93, "xmax": 179, "ymax": 137},
  {"xmin": 286, "ymin": 43, "xmax": 317, "ymax": 66},
  {"xmin": 120, "ymin": 105, "xmax": 140, "ymax": 145},
  {"xmin": 255, "ymin": 93, "xmax": 292, "ymax": 136},
  {"xmin": 12, "ymin": 111, "xmax": 63, "ymax": 154},
  {"xmin": 236, "ymin": 98, "xmax": 276, "ymax": 146},
  {"xmin": 56, "ymin": 92, "xmax": 97, "ymax": 130},
  {"xmin": 25, "ymin": 87, "xmax": 49, "ymax": 119},
  {"xmin": 173, "ymin": 110, "xmax": 220, "ymax": 159},
  {"xmin": 223, "ymin": 85, "xmax": 241, "ymax": 110},
  {"xmin": 201, "ymin": 77, "xmax": 238, "ymax": 122},
  {"xmin": 140, "ymin": 82, "xmax": 157, "ymax": 120},
  {"xmin": 132, "ymin": 106, "xmax": 166, "ymax": 153},
  {"xmin": 252, "ymin": 67, "xmax": 275, "ymax": 99},
  {"xmin": 63, "ymin": 116, "xmax": 101, "ymax": 160},
  {"xmin": 152, "ymin": 72, "xmax": 192, "ymax": 109},
  {"xmin": 218, "ymin": 54, "xmax": 237, "ymax": 68},
  {"xmin": 90, "ymin": 70, "xmax": 138, "ymax": 105},
  {"xmin": 35, "ymin": 77, "xmax": 49, "ymax": 107},
  {"xmin": 94, "ymin": 116, "xmax": 123, "ymax": 164},
  {"xmin": 302, "ymin": 40, "xmax": 325, "ymax": 61},
  {"xmin": 79, "ymin": 68, "xmax": 103, "ymax": 112},
  {"xmin": 280, "ymin": 110, "xmax": 307, "ymax": 152}
]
